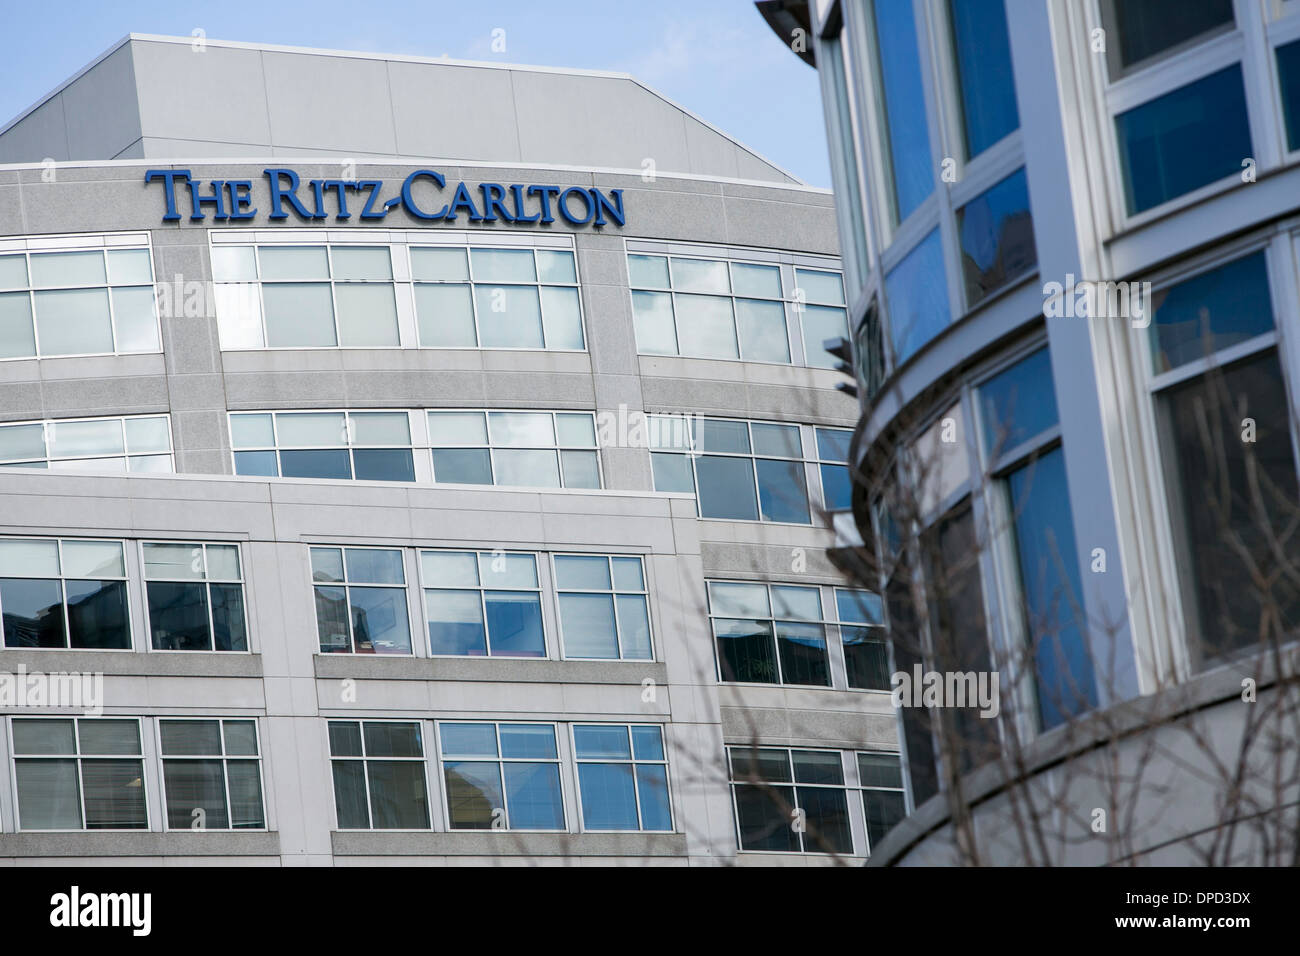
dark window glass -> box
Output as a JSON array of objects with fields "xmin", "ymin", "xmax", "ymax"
[
  {"xmin": 948, "ymin": 0, "xmax": 1020, "ymax": 158},
  {"xmin": 484, "ymin": 591, "xmax": 545, "ymax": 657},
  {"xmin": 844, "ymin": 626, "xmax": 892, "ymax": 689},
  {"xmin": 348, "ymin": 586, "xmax": 412, "ymax": 654},
  {"xmin": 797, "ymin": 785, "xmax": 853, "ymax": 854},
  {"xmin": 864, "ymin": 788, "xmax": 907, "ymax": 852},
  {"xmin": 734, "ymin": 782, "xmax": 800, "ymax": 852},
  {"xmin": 314, "ymin": 585, "xmax": 351, "ymax": 653},
  {"xmin": 1, "ymin": 578, "xmax": 65, "ymax": 647},
  {"xmin": 1157, "ymin": 350, "xmax": 1300, "ymax": 664},
  {"xmin": 756, "ymin": 458, "xmax": 810, "ymax": 524},
  {"xmin": 163, "ymin": 760, "xmax": 228, "ymax": 829},
  {"xmin": 715, "ymin": 618, "xmax": 778, "ymax": 683},
  {"xmin": 871, "ymin": 0, "xmax": 935, "ymax": 221},
  {"xmin": 444, "ymin": 761, "xmax": 504, "ymax": 829},
  {"xmin": 979, "ymin": 347, "xmax": 1059, "ymax": 456},
  {"xmin": 1008, "ymin": 447, "xmax": 1098, "ymax": 729},
  {"xmin": 1104, "ymin": 0, "xmax": 1234, "ymax": 75},
  {"xmin": 81, "ymin": 759, "xmax": 148, "ymax": 829},
  {"xmin": 432, "ymin": 448, "xmax": 492, "ymax": 484},
  {"xmin": 885, "ymin": 229, "xmax": 950, "ymax": 365},
  {"xmin": 147, "ymin": 581, "xmax": 209, "ymax": 650},
  {"xmin": 331, "ymin": 761, "xmax": 369, "ymax": 829},
  {"xmin": 775, "ymin": 621, "xmax": 830, "ymax": 686},
  {"xmin": 855, "ymin": 302, "xmax": 887, "ymax": 400},
  {"xmin": 65, "ymin": 579, "xmax": 129, "ymax": 649},
  {"xmin": 278, "ymin": 448, "xmax": 351, "ymax": 480},
  {"xmin": 820, "ymin": 463, "xmax": 852, "ymax": 511},
  {"xmin": 1115, "ymin": 65, "xmax": 1251, "ymax": 215},
  {"xmin": 1277, "ymin": 38, "xmax": 1300, "ymax": 152},
  {"xmin": 211, "ymin": 583, "xmax": 248, "ymax": 651},
  {"xmin": 352, "ymin": 448, "xmax": 415, "ymax": 482},
  {"xmin": 696, "ymin": 455, "xmax": 759, "ymax": 520},
  {"xmin": 888, "ymin": 565, "xmax": 938, "ymax": 806},
  {"xmin": 957, "ymin": 168, "xmax": 1036, "ymax": 306},
  {"xmin": 366, "ymin": 761, "xmax": 430, "ymax": 829},
  {"xmin": 1150, "ymin": 252, "xmax": 1274, "ymax": 374},
  {"xmin": 233, "ymin": 450, "xmax": 278, "ymax": 477}
]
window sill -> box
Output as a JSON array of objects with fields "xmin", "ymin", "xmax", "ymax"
[
  {"xmin": 330, "ymin": 830, "xmax": 686, "ymax": 857},
  {"xmin": 313, "ymin": 654, "xmax": 666, "ymax": 684},
  {"xmin": 0, "ymin": 648, "xmax": 263, "ymax": 677},
  {"xmin": 0, "ymin": 831, "xmax": 280, "ymax": 857}
]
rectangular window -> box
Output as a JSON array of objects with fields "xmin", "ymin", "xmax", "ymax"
[
  {"xmin": 728, "ymin": 746, "xmax": 852, "ymax": 854},
  {"xmin": 858, "ymin": 751, "xmax": 906, "ymax": 855},
  {"xmin": 230, "ymin": 410, "xmax": 415, "ymax": 482},
  {"xmin": 328, "ymin": 720, "xmax": 430, "ymax": 829},
  {"xmin": 814, "ymin": 426, "xmax": 853, "ymax": 512},
  {"xmin": 414, "ymin": 246, "xmax": 584, "ymax": 350},
  {"xmin": 1101, "ymin": 0, "xmax": 1234, "ymax": 78},
  {"xmin": 421, "ymin": 550, "xmax": 545, "ymax": 657},
  {"xmin": 311, "ymin": 547, "xmax": 412, "ymax": 655},
  {"xmin": 427, "ymin": 409, "xmax": 600, "ymax": 489},
  {"xmin": 708, "ymin": 581, "xmax": 830, "ymax": 686},
  {"xmin": 159, "ymin": 718, "xmax": 265, "ymax": 829},
  {"xmin": 143, "ymin": 542, "xmax": 247, "ymax": 651},
  {"xmin": 11, "ymin": 717, "xmax": 147, "ymax": 830},
  {"xmin": 0, "ymin": 244, "xmax": 158, "ymax": 359},
  {"xmin": 836, "ymin": 588, "xmax": 890, "ymax": 690},
  {"xmin": 956, "ymin": 168, "xmax": 1036, "ymax": 307},
  {"xmin": 1277, "ymin": 38, "xmax": 1300, "ymax": 152},
  {"xmin": 1115, "ymin": 65, "xmax": 1252, "ymax": 215},
  {"xmin": 948, "ymin": 0, "xmax": 1020, "ymax": 158},
  {"xmin": 885, "ymin": 229, "xmax": 951, "ymax": 364},
  {"xmin": 0, "ymin": 414, "xmax": 173, "ymax": 473},
  {"xmin": 0, "ymin": 538, "xmax": 130, "ymax": 649},
  {"xmin": 649, "ymin": 416, "xmax": 812, "ymax": 524},
  {"xmin": 553, "ymin": 554, "xmax": 653, "ymax": 660},
  {"xmin": 868, "ymin": 0, "xmax": 935, "ymax": 223},
  {"xmin": 438, "ymin": 722, "xmax": 564, "ymax": 830},
  {"xmin": 572, "ymin": 724, "xmax": 672, "ymax": 831},
  {"xmin": 793, "ymin": 268, "xmax": 849, "ymax": 369}
]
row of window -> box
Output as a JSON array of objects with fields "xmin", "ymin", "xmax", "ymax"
[
  {"xmin": 0, "ymin": 414, "xmax": 173, "ymax": 473},
  {"xmin": 3, "ymin": 715, "xmax": 905, "ymax": 855}
]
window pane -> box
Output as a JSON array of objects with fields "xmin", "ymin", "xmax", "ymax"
[
  {"xmin": 578, "ymin": 763, "xmax": 638, "ymax": 829},
  {"xmin": 12, "ymin": 718, "xmax": 76, "ymax": 754},
  {"xmin": 411, "ymin": 246, "xmax": 468, "ymax": 281},
  {"xmin": 416, "ymin": 283, "xmax": 476, "ymax": 347},
  {"xmin": 211, "ymin": 246, "xmax": 256, "ymax": 282},
  {"xmin": 124, "ymin": 417, "xmax": 170, "ymax": 454},
  {"xmin": 34, "ymin": 288, "xmax": 113, "ymax": 355},
  {"xmin": 328, "ymin": 722, "xmax": 364, "ymax": 757},
  {"xmin": 864, "ymin": 789, "xmax": 907, "ymax": 852},
  {"xmin": 675, "ymin": 294, "xmax": 738, "ymax": 359},
  {"xmin": 732, "ymin": 262, "xmax": 782, "ymax": 298},
  {"xmin": 0, "ymin": 578, "xmax": 65, "ymax": 647},
  {"xmin": 1278, "ymin": 38, "xmax": 1300, "ymax": 152},
  {"xmin": 143, "ymin": 542, "xmax": 201, "ymax": 579},
  {"xmin": 107, "ymin": 249, "xmax": 154, "ymax": 284},
  {"xmin": 48, "ymin": 420, "xmax": 123, "ymax": 459},
  {"xmin": 82, "ymin": 759, "xmax": 148, "ymax": 828},
  {"xmin": 0, "ymin": 292, "xmax": 36, "ymax": 358},
  {"xmin": 872, "ymin": 0, "xmax": 935, "ymax": 221},
  {"xmin": 756, "ymin": 458, "xmax": 810, "ymax": 523},
  {"xmin": 367, "ymin": 761, "xmax": 430, "ymax": 828},
  {"xmin": 110, "ymin": 286, "xmax": 160, "ymax": 352},
  {"xmin": 314, "ymin": 585, "xmax": 351, "ymax": 653},
  {"xmin": 650, "ymin": 452, "xmax": 694, "ymax": 493},
  {"xmin": 335, "ymin": 284, "xmax": 399, "ymax": 347},
  {"xmin": 331, "ymin": 761, "xmax": 370, "ymax": 828},
  {"xmin": 280, "ymin": 449, "xmax": 351, "ymax": 479},
  {"xmin": 797, "ymin": 785, "xmax": 852, "ymax": 853},
  {"xmin": 751, "ymin": 423, "xmax": 801, "ymax": 458},
  {"xmin": 800, "ymin": 305, "xmax": 848, "ymax": 369},
  {"xmin": 697, "ymin": 455, "xmax": 759, "ymax": 520},
  {"xmin": 364, "ymin": 721, "xmax": 423, "ymax": 757},
  {"xmin": 30, "ymin": 250, "xmax": 105, "ymax": 287},
  {"xmin": 559, "ymin": 592, "xmax": 618, "ymax": 658},
  {"xmin": 495, "ymin": 449, "xmax": 560, "ymax": 488},
  {"xmin": 560, "ymin": 450, "xmax": 601, "ymax": 488},
  {"xmin": 885, "ymin": 229, "xmax": 950, "ymax": 364},
  {"xmin": 697, "ymin": 418, "xmax": 750, "ymax": 454},
  {"xmin": 444, "ymin": 761, "xmax": 504, "ymax": 828},
  {"xmin": 484, "ymin": 592, "xmax": 545, "ymax": 656},
  {"xmin": 426, "ymin": 589, "xmax": 487, "ymax": 656},
  {"xmin": 65, "ymin": 579, "xmax": 130, "ymax": 648},
  {"xmin": 259, "ymin": 246, "xmax": 329, "ymax": 280},
  {"xmin": 0, "ymin": 254, "xmax": 28, "ymax": 288},
  {"xmin": 225, "ymin": 723, "xmax": 262, "ymax": 760},
  {"xmin": 331, "ymin": 246, "xmax": 391, "ymax": 280},
  {"xmin": 776, "ymin": 621, "xmax": 830, "ymax": 686},
  {"xmin": 211, "ymin": 583, "xmax": 248, "ymax": 651},
  {"xmin": 979, "ymin": 347, "xmax": 1059, "ymax": 456},
  {"xmin": 148, "ymin": 581, "xmax": 210, "ymax": 650},
  {"xmin": 636, "ymin": 764, "xmax": 672, "ymax": 830},
  {"xmin": 821, "ymin": 463, "xmax": 851, "ymax": 511},
  {"xmin": 0, "ymin": 538, "xmax": 59, "ymax": 577},
  {"xmin": 537, "ymin": 249, "xmax": 577, "ymax": 284},
  {"xmin": 349, "ymin": 586, "xmax": 412, "ymax": 654},
  {"xmin": 715, "ymin": 618, "xmax": 778, "ymax": 682},
  {"xmin": 227, "ymin": 760, "xmax": 266, "ymax": 827},
  {"xmin": 838, "ymin": 589, "xmax": 886, "ymax": 626},
  {"xmin": 475, "ymin": 285, "xmax": 543, "ymax": 348},
  {"xmin": 556, "ymin": 414, "xmax": 596, "ymax": 447},
  {"xmin": 734, "ymin": 782, "xmax": 799, "ymax": 851},
  {"xmin": 164, "ymin": 760, "xmax": 228, "ymax": 828},
  {"xmin": 428, "ymin": 411, "xmax": 487, "ymax": 445},
  {"xmin": 670, "ymin": 258, "xmax": 729, "ymax": 294},
  {"xmin": 730, "ymin": 747, "xmax": 792, "ymax": 783},
  {"xmin": 16, "ymin": 760, "xmax": 82, "ymax": 828},
  {"xmin": 949, "ymin": 0, "xmax": 1020, "ymax": 158},
  {"xmin": 230, "ymin": 413, "xmax": 274, "ymax": 448},
  {"xmin": 631, "ymin": 290, "xmax": 677, "ymax": 355},
  {"xmin": 612, "ymin": 557, "xmax": 644, "ymax": 591},
  {"xmin": 540, "ymin": 286, "xmax": 584, "ymax": 349},
  {"xmin": 1116, "ymin": 65, "xmax": 1251, "ymax": 215},
  {"xmin": 795, "ymin": 269, "xmax": 845, "ymax": 305},
  {"xmin": 631, "ymin": 726, "xmax": 665, "ymax": 760},
  {"xmin": 214, "ymin": 282, "xmax": 264, "ymax": 348},
  {"xmin": 471, "ymin": 248, "xmax": 536, "ymax": 283},
  {"xmin": 503, "ymin": 763, "xmax": 564, "ymax": 829},
  {"xmin": 499, "ymin": 724, "xmax": 558, "ymax": 759},
  {"xmin": 957, "ymin": 168, "xmax": 1036, "ymax": 306},
  {"xmin": 63, "ymin": 541, "xmax": 125, "ymax": 578},
  {"xmin": 440, "ymin": 723, "xmax": 499, "ymax": 758},
  {"xmin": 262, "ymin": 283, "xmax": 336, "ymax": 347},
  {"xmin": 858, "ymin": 753, "xmax": 904, "ymax": 789},
  {"xmin": 278, "ymin": 412, "xmax": 348, "ymax": 447},
  {"xmin": 1106, "ymin": 0, "xmax": 1233, "ymax": 74},
  {"xmin": 792, "ymin": 749, "xmax": 843, "ymax": 785},
  {"xmin": 627, "ymin": 254, "xmax": 669, "ymax": 288},
  {"xmin": 432, "ymin": 448, "xmax": 491, "ymax": 483},
  {"xmin": 844, "ymin": 628, "xmax": 891, "ymax": 689},
  {"xmin": 345, "ymin": 547, "xmax": 405, "ymax": 584},
  {"xmin": 353, "ymin": 448, "xmax": 415, "ymax": 482},
  {"xmin": 421, "ymin": 550, "xmax": 479, "ymax": 587},
  {"xmin": 616, "ymin": 595, "xmax": 652, "ymax": 659},
  {"xmin": 489, "ymin": 412, "xmax": 554, "ymax": 446},
  {"xmin": 574, "ymin": 725, "xmax": 631, "ymax": 759},
  {"xmin": 710, "ymin": 582, "xmax": 770, "ymax": 618},
  {"xmin": 205, "ymin": 545, "xmax": 240, "ymax": 582},
  {"xmin": 736, "ymin": 299, "xmax": 790, "ymax": 363},
  {"xmin": 310, "ymin": 547, "xmax": 345, "ymax": 583},
  {"xmin": 1150, "ymin": 252, "xmax": 1274, "ymax": 374},
  {"xmin": 772, "ymin": 585, "xmax": 821, "ymax": 620},
  {"xmin": 554, "ymin": 555, "xmax": 611, "ymax": 590},
  {"xmin": 0, "ymin": 423, "xmax": 45, "ymax": 461}
]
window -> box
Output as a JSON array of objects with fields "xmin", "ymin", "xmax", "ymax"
[
  {"xmin": 1146, "ymin": 254, "xmax": 1300, "ymax": 667},
  {"xmin": 708, "ymin": 581, "xmax": 830, "ymax": 686},
  {"xmin": 649, "ymin": 416, "xmax": 812, "ymax": 524},
  {"xmin": 867, "ymin": 0, "xmax": 935, "ymax": 223},
  {"xmin": 728, "ymin": 746, "xmax": 852, "ymax": 854},
  {"xmin": 213, "ymin": 244, "xmax": 399, "ymax": 348},
  {"xmin": 858, "ymin": 752, "xmax": 906, "ymax": 855},
  {"xmin": 0, "ymin": 414, "xmax": 173, "ymax": 473},
  {"xmin": 553, "ymin": 555, "xmax": 652, "ymax": 660},
  {"xmin": 438, "ymin": 722, "xmax": 564, "ymax": 830},
  {"xmin": 159, "ymin": 719, "xmax": 265, "ymax": 830},
  {"xmin": 0, "ymin": 538, "xmax": 130, "ymax": 649},
  {"xmin": 793, "ymin": 268, "xmax": 849, "ymax": 369},
  {"xmin": 329, "ymin": 720, "xmax": 429, "ymax": 829},
  {"xmin": 947, "ymin": 0, "xmax": 1020, "ymax": 159},
  {"xmin": 1277, "ymin": 38, "xmax": 1300, "ymax": 151},
  {"xmin": 421, "ymin": 550, "xmax": 545, "ymax": 657},
  {"xmin": 885, "ymin": 229, "xmax": 951, "ymax": 364},
  {"xmin": 311, "ymin": 547, "xmax": 411, "ymax": 655},
  {"xmin": 1100, "ymin": 0, "xmax": 1234, "ymax": 78},
  {"xmin": 572, "ymin": 724, "xmax": 672, "ymax": 831},
  {"xmin": 414, "ymin": 246, "xmax": 583, "ymax": 350},
  {"xmin": 143, "ymin": 542, "xmax": 247, "ymax": 651},
  {"xmin": 815, "ymin": 427, "xmax": 853, "ymax": 512},
  {"xmin": 819, "ymin": 27, "xmax": 871, "ymax": 285},
  {"xmin": 1115, "ymin": 65, "xmax": 1252, "ymax": 215},
  {"xmin": 837, "ymin": 588, "xmax": 890, "ymax": 690},
  {"xmin": 11, "ymin": 718, "xmax": 147, "ymax": 830},
  {"xmin": 980, "ymin": 348, "xmax": 1097, "ymax": 729},
  {"xmin": 230, "ymin": 410, "xmax": 415, "ymax": 482},
  {"xmin": 428, "ymin": 410, "xmax": 600, "ymax": 489},
  {"xmin": 956, "ymin": 168, "xmax": 1036, "ymax": 306},
  {"xmin": 0, "ymin": 244, "xmax": 158, "ymax": 359}
]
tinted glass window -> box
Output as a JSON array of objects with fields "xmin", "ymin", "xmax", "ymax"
[
  {"xmin": 948, "ymin": 0, "xmax": 1020, "ymax": 158},
  {"xmin": 957, "ymin": 168, "xmax": 1036, "ymax": 306}
]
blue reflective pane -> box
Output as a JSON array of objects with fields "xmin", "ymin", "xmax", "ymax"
[
  {"xmin": 631, "ymin": 726, "xmax": 665, "ymax": 761},
  {"xmin": 352, "ymin": 448, "xmax": 415, "ymax": 482},
  {"xmin": 558, "ymin": 593, "xmax": 618, "ymax": 658},
  {"xmin": 696, "ymin": 456, "xmax": 759, "ymax": 521},
  {"xmin": 503, "ymin": 763, "xmax": 564, "ymax": 829},
  {"xmin": 233, "ymin": 450, "xmax": 278, "ymax": 476},
  {"xmin": 756, "ymin": 458, "xmax": 810, "ymax": 524},
  {"xmin": 1279, "ymin": 39, "xmax": 1300, "ymax": 151},
  {"xmin": 439, "ymin": 722, "xmax": 498, "ymax": 757},
  {"xmin": 949, "ymin": 0, "xmax": 1020, "ymax": 157},
  {"xmin": 1150, "ymin": 252, "xmax": 1274, "ymax": 374},
  {"xmin": 820, "ymin": 463, "xmax": 851, "ymax": 511},
  {"xmin": 577, "ymin": 763, "xmax": 639, "ymax": 830},
  {"xmin": 348, "ymin": 586, "xmax": 412, "ymax": 655},
  {"xmin": 979, "ymin": 348, "xmax": 1059, "ymax": 456},
  {"xmin": 885, "ymin": 229, "xmax": 950, "ymax": 364},
  {"xmin": 636, "ymin": 765, "xmax": 673, "ymax": 830},
  {"xmin": 279, "ymin": 448, "xmax": 351, "ymax": 480},
  {"xmin": 957, "ymin": 168, "xmax": 1036, "ymax": 306},
  {"xmin": 499, "ymin": 724, "xmax": 557, "ymax": 759},
  {"xmin": 815, "ymin": 427, "xmax": 851, "ymax": 460},
  {"xmin": 1116, "ymin": 65, "xmax": 1252, "ymax": 214},
  {"xmin": 872, "ymin": 0, "xmax": 934, "ymax": 221},
  {"xmin": 574, "ymin": 725, "xmax": 631, "ymax": 759},
  {"xmin": 425, "ymin": 589, "xmax": 487, "ymax": 656},
  {"xmin": 1007, "ymin": 447, "xmax": 1097, "ymax": 729},
  {"xmin": 484, "ymin": 592, "xmax": 545, "ymax": 656}
]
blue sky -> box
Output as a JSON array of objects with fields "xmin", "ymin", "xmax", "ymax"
[{"xmin": 0, "ymin": 0, "xmax": 831, "ymax": 186}]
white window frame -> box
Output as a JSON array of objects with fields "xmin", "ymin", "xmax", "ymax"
[
  {"xmin": 139, "ymin": 540, "xmax": 251, "ymax": 654},
  {"xmin": 0, "ymin": 413, "xmax": 175, "ymax": 474},
  {"xmin": 418, "ymin": 548, "xmax": 550, "ymax": 659},
  {"xmin": 0, "ymin": 535, "xmax": 134, "ymax": 651},
  {"xmin": 156, "ymin": 716, "xmax": 267, "ymax": 832},
  {"xmin": 570, "ymin": 723, "xmax": 674, "ymax": 833},
  {"xmin": 551, "ymin": 553, "xmax": 655, "ymax": 661},
  {"xmin": 326, "ymin": 717, "xmax": 433, "ymax": 831}
]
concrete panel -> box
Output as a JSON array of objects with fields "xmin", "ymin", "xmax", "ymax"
[
  {"xmin": 61, "ymin": 45, "xmax": 142, "ymax": 161},
  {"xmin": 132, "ymin": 40, "xmax": 273, "ymax": 148},
  {"xmin": 388, "ymin": 61, "xmax": 522, "ymax": 163},
  {"xmin": 262, "ymin": 52, "xmax": 398, "ymax": 155}
]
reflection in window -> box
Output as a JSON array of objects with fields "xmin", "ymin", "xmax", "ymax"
[
  {"xmin": 231, "ymin": 410, "xmax": 414, "ymax": 482},
  {"xmin": 858, "ymin": 752, "xmax": 907, "ymax": 855},
  {"xmin": 0, "ymin": 538, "xmax": 130, "ymax": 649},
  {"xmin": 956, "ymin": 168, "xmax": 1036, "ymax": 307},
  {"xmin": 573, "ymin": 725, "xmax": 672, "ymax": 831},
  {"xmin": 439, "ymin": 722, "xmax": 564, "ymax": 830},
  {"xmin": 885, "ymin": 230, "xmax": 951, "ymax": 365},
  {"xmin": 554, "ymin": 555, "xmax": 652, "ymax": 660},
  {"xmin": 310, "ymin": 547, "xmax": 411, "ymax": 655},
  {"xmin": 708, "ymin": 581, "xmax": 830, "ymax": 686},
  {"xmin": 144, "ymin": 542, "xmax": 247, "ymax": 651},
  {"xmin": 421, "ymin": 550, "xmax": 545, "ymax": 657},
  {"xmin": 428, "ymin": 410, "xmax": 600, "ymax": 489},
  {"xmin": 948, "ymin": 0, "xmax": 1020, "ymax": 159},
  {"xmin": 815, "ymin": 427, "xmax": 854, "ymax": 512},
  {"xmin": 869, "ymin": 0, "xmax": 935, "ymax": 223},
  {"xmin": 1277, "ymin": 38, "xmax": 1300, "ymax": 152},
  {"xmin": 1148, "ymin": 252, "xmax": 1273, "ymax": 374},
  {"xmin": 0, "ymin": 414, "xmax": 173, "ymax": 473},
  {"xmin": 728, "ymin": 746, "xmax": 852, "ymax": 854},
  {"xmin": 1101, "ymin": 0, "xmax": 1234, "ymax": 77},
  {"xmin": 836, "ymin": 588, "xmax": 889, "ymax": 690}
]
